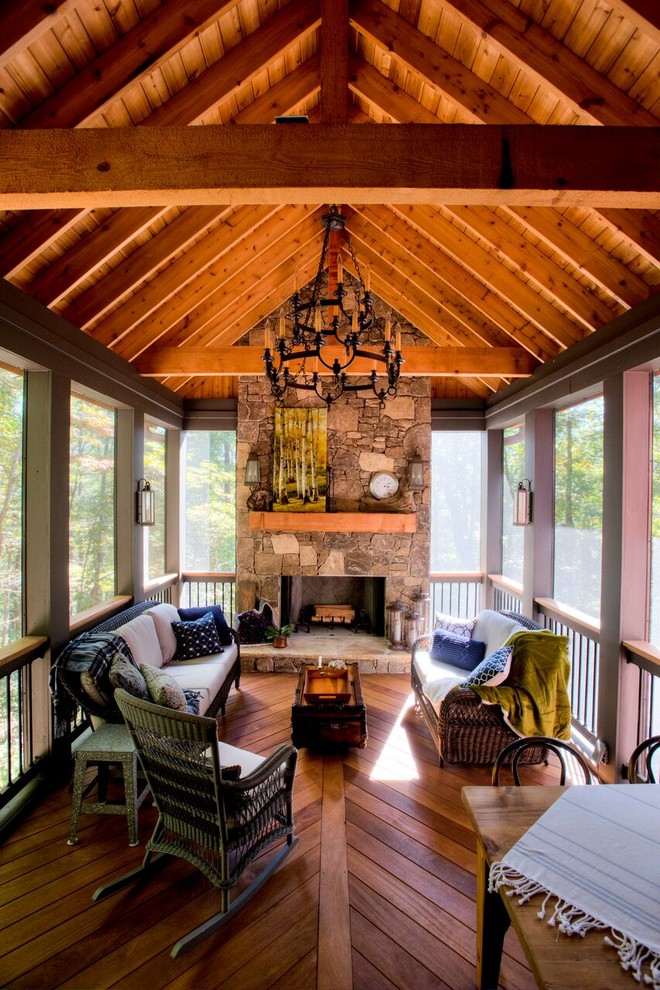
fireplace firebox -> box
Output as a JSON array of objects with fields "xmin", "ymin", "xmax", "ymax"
[{"xmin": 280, "ymin": 576, "xmax": 386, "ymax": 636}]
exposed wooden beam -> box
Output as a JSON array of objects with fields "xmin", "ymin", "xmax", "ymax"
[
  {"xmin": 133, "ymin": 345, "xmax": 537, "ymax": 377},
  {"xmin": 16, "ymin": 0, "xmax": 241, "ymax": 129},
  {"xmin": 444, "ymin": 205, "xmax": 621, "ymax": 329},
  {"xmin": 608, "ymin": 0, "xmax": 660, "ymax": 47},
  {"xmin": 0, "ymin": 0, "xmax": 321, "ymax": 277},
  {"xmin": 115, "ymin": 207, "xmax": 321, "ymax": 359},
  {"xmin": 351, "ymin": 0, "xmax": 531, "ymax": 125},
  {"xmin": 85, "ymin": 204, "xmax": 284, "ymax": 346},
  {"xmin": 0, "ymin": 125, "xmax": 657, "ymax": 208},
  {"xmin": 0, "ymin": 0, "xmax": 77, "ymax": 69},
  {"xmin": 437, "ymin": 0, "xmax": 658, "ymax": 126},
  {"xmin": 321, "ymin": 0, "xmax": 349, "ymax": 123},
  {"xmin": 233, "ymin": 55, "xmax": 321, "ymax": 124},
  {"xmin": 348, "ymin": 56, "xmax": 442, "ymax": 124},
  {"xmin": 351, "ymin": 204, "xmax": 559, "ymax": 361}
]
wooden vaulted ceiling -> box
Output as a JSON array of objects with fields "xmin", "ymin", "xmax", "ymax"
[{"xmin": 0, "ymin": 0, "xmax": 658, "ymax": 402}]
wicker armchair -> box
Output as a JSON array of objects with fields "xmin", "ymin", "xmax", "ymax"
[
  {"xmin": 411, "ymin": 610, "xmax": 544, "ymax": 766},
  {"xmin": 93, "ymin": 689, "xmax": 298, "ymax": 958}
]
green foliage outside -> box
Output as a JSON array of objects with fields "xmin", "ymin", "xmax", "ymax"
[
  {"xmin": 555, "ymin": 398, "xmax": 604, "ymax": 531},
  {"xmin": 0, "ymin": 367, "xmax": 23, "ymax": 792},
  {"xmin": 69, "ymin": 395, "xmax": 116, "ymax": 617},
  {"xmin": 502, "ymin": 426, "xmax": 525, "ymax": 584},
  {"xmin": 144, "ymin": 425, "xmax": 166, "ymax": 580},
  {"xmin": 554, "ymin": 397, "xmax": 603, "ymax": 618},
  {"xmin": 184, "ymin": 431, "xmax": 236, "ymax": 571},
  {"xmin": 0, "ymin": 366, "xmax": 23, "ymax": 648}
]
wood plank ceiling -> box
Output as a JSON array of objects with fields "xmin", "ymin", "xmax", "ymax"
[{"xmin": 0, "ymin": 0, "xmax": 658, "ymax": 402}]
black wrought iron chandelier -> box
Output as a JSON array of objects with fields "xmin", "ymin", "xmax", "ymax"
[{"xmin": 262, "ymin": 207, "xmax": 404, "ymax": 407}]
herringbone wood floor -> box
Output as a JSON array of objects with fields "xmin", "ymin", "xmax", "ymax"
[{"xmin": 0, "ymin": 673, "xmax": 536, "ymax": 989}]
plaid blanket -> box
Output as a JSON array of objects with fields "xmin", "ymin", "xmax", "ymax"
[{"xmin": 49, "ymin": 631, "xmax": 134, "ymax": 735}]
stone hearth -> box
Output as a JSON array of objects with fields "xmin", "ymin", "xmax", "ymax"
[{"xmin": 239, "ymin": 626, "xmax": 411, "ymax": 675}]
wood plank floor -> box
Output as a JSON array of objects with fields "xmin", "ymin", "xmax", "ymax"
[{"xmin": 0, "ymin": 673, "xmax": 535, "ymax": 990}]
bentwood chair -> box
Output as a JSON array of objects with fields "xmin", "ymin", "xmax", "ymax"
[
  {"xmin": 627, "ymin": 734, "xmax": 660, "ymax": 783},
  {"xmin": 492, "ymin": 736, "xmax": 593, "ymax": 786},
  {"xmin": 93, "ymin": 689, "xmax": 298, "ymax": 958}
]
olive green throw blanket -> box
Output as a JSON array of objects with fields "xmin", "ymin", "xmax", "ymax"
[{"xmin": 472, "ymin": 630, "xmax": 571, "ymax": 739}]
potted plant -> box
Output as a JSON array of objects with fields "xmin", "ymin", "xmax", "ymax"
[{"xmin": 265, "ymin": 623, "xmax": 295, "ymax": 648}]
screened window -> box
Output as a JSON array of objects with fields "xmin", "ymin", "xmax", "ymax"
[
  {"xmin": 69, "ymin": 393, "xmax": 116, "ymax": 617},
  {"xmin": 554, "ymin": 396, "xmax": 603, "ymax": 620},
  {"xmin": 144, "ymin": 423, "xmax": 167, "ymax": 581},
  {"xmin": 0, "ymin": 364, "xmax": 24, "ymax": 647},
  {"xmin": 649, "ymin": 374, "xmax": 660, "ymax": 646},
  {"xmin": 183, "ymin": 431, "xmax": 236, "ymax": 571},
  {"xmin": 430, "ymin": 431, "xmax": 481, "ymax": 571},
  {"xmin": 502, "ymin": 425, "xmax": 525, "ymax": 585}
]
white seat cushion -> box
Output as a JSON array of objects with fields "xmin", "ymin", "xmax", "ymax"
[
  {"xmin": 163, "ymin": 645, "xmax": 238, "ymax": 715},
  {"xmin": 472, "ymin": 609, "xmax": 526, "ymax": 656},
  {"xmin": 145, "ymin": 602, "xmax": 179, "ymax": 662},
  {"xmin": 116, "ymin": 614, "xmax": 163, "ymax": 668},
  {"xmin": 413, "ymin": 649, "xmax": 466, "ymax": 713},
  {"xmin": 218, "ymin": 741, "xmax": 265, "ymax": 778}
]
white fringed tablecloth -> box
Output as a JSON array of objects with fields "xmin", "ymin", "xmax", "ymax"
[{"xmin": 490, "ymin": 785, "xmax": 660, "ymax": 988}]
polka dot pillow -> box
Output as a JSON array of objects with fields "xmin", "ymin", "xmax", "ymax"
[
  {"xmin": 462, "ymin": 645, "xmax": 513, "ymax": 688},
  {"xmin": 171, "ymin": 611, "xmax": 223, "ymax": 661}
]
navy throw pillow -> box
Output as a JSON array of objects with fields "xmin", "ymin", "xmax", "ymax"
[
  {"xmin": 171, "ymin": 611, "xmax": 223, "ymax": 660},
  {"xmin": 429, "ymin": 629, "xmax": 486, "ymax": 671},
  {"xmin": 178, "ymin": 604, "xmax": 231, "ymax": 647}
]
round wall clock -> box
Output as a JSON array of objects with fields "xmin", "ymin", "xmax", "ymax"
[{"xmin": 369, "ymin": 471, "xmax": 400, "ymax": 500}]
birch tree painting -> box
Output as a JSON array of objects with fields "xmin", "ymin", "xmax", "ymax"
[{"xmin": 273, "ymin": 408, "xmax": 327, "ymax": 512}]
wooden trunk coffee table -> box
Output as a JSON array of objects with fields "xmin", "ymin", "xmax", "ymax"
[{"xmin": 291, "ymin": 662, "xmax": 368, "ymax": 750}]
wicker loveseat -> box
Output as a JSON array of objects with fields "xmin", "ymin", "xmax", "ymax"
[
  {"xmin": 411, "ymin": 609, "xmax": 547, "ymax": 765},
  {"xmin": 52, "ymin": 600, "xmax": 240, "ymax": 732}
]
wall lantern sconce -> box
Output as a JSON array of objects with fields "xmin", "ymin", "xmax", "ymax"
[
  {"xmin": 513, "ymin": 479, "xmax": 532, "ymax": 526},
  {"xmin": 408, "ymin": 449, "xmax": 425, "ymax": 491},
  {"xmin": 136, "ymin": 478, "xmax": 155, "ymax": 526},
  {"xmin": 245, "ymin": 450, "xmax": 261, "ymax": 488}
]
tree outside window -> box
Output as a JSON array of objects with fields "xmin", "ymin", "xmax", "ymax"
[
  {"xmin": 183, "ymin": 432, "xmax": 236, "ymax": 572},
  {"xmin": 502, "ymin": 425, "xmax": 525, "ymax": 585},
  {"xmin": 0, "ymin": 364, "xmax": 23, "ymax": 648},
  {"xmin": 554, "ymin": 396, "xmax": 603, "ymax": 619},
  {"xmin": 69, "ymin": 394, "xmax": 116, "ymax": 617},
  {"xmin": 144, "ymin": 423, "xmax": 166, "ymax": 581}
]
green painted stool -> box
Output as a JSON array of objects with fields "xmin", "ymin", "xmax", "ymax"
[{"xmin": 68, "ymin": 722, "xmax": 149, "ymax": 847}]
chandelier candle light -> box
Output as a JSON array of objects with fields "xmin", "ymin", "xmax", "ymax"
[{"xmin": 263, "ymin": 207, "xmax": 404, "ymax": 407}]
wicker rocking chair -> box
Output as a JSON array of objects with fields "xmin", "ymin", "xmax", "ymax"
[{"xmin": 93, "ymin": 689, "xmax": 298, "ymax": 958}]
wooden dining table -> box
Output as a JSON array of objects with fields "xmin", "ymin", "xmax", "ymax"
[{"xmin": 461, "ymin": 785, "xmax": 637, "ymax": 990}]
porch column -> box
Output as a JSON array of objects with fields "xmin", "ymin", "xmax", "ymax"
[{"xmin": 600, "ymin": 371, "xmax": 651, "ymax": 782}]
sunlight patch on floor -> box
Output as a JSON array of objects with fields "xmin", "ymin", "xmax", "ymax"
[{"xmin": 370, "ymin": 693, "xmax": 420, "ymax": 781}]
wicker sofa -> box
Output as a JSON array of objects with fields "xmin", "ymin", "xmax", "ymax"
[
  {"xmin": 53, "ymin": 600, "xmax": 240, "ymax": 730},
  {"xmin": 411, "ymin": 609, "xmax": 544, "ymax": 765}
]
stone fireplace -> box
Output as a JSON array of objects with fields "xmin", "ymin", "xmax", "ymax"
[{"xmin": 235, "ymin": 374, "xmax": 431, "ymax": 665}]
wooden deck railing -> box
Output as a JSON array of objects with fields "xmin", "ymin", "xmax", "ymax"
[
  {"xmin": 622, "ymin": 640, "xmax": 660, "ymax": 748},
  {"xmin": 0, "ymin": 636, "xmax": 50, "ymax": 809},
  {"xmin": 429, "ymin": 572, "xmax": 484, "ymax": 619},
  {"xmin": 180, "ymin": 572, "xmax": 237, "ymax": 618}
]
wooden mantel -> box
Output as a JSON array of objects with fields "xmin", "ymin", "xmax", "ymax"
[{"xmin": 248, "ymin": 511, "xmax": 417, "ymax": 533}]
